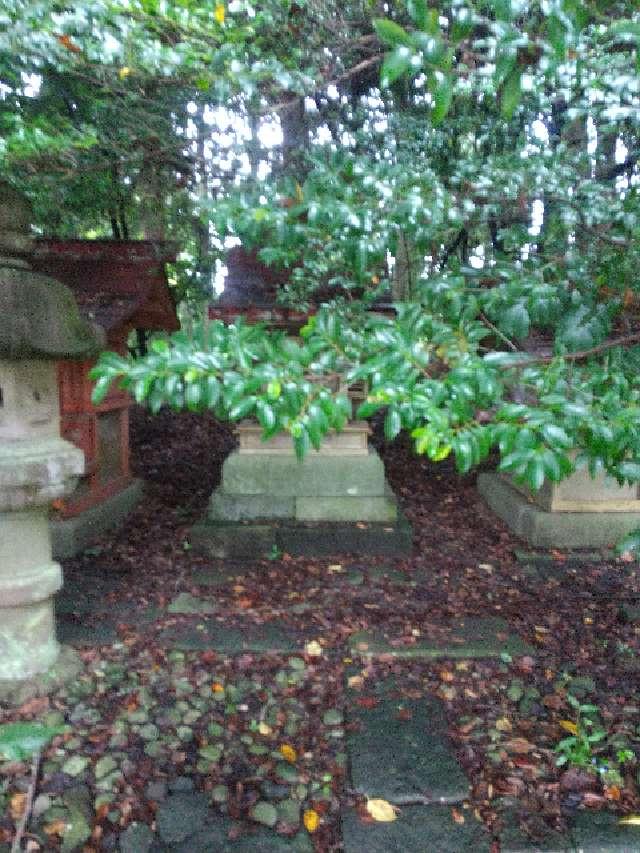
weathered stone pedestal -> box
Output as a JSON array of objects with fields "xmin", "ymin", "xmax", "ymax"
[
  {"xmin": 0, "ymin": 185, "xmax": 97, "ymax": 700},
  {"xmin": 191, "ymin": 421, "xmax": 412, "ymax": 557},
  {"xmin": 478, "ymin": 469, "xmax": 640, "ymax": 549}
]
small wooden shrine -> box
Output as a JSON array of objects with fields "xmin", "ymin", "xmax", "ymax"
[{"xmin": 30, "ymin": 239, "xmax": 179, "ymax": 519}]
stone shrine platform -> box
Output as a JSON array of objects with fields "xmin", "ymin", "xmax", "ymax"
[{"xmin": 190, "ymin": 421, "xmax": 412, "ymax": 558}]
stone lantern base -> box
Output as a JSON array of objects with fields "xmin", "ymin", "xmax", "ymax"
[
  {"xmin": 478, "ymin": 472, "xmax": 640, "ymax": 549},
  {"xmin": 0, "ymin": 647, "xmax": 83, "ymax": 707}
]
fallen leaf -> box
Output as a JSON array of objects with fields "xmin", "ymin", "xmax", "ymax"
[
  {"xmin": 258, "ymin": 722, "xmax": 272, "ymax": 736},
  {"xmin": 619, "ymin": 815, "xmax": 640, "ymax": 826},
  {"xmin": 366, "ymin": 799, "xmax": 398, "ymax": 822},
  {"xmin": 452, "ymin": 807, "xmax": 465, "ymax": 825},
  {"xmin": 303, "ymin": 808, "xmax": 320, "ymax": 832},
  {"xmin": 215, "ymin": 3, "xmax": 225, "ymax": 24},
  {"xmin": 10, "ymin": 792, "xmax": 27, "ymax": 820},
  {"xmin": 347, "ymin": 674, "xmax": 365, "ymax": 690},
  {"xmin": 305, "ymin": 640, "xmax": 323, "ymax": 657},
  {"xmin": 43, "ymin": 819, "xmax": 66, "ymax": 836},
  {"xmin": 495, "ymin": 717, "xmax": 512, "ymax": 733},
  {"xmin": 357, "ymin": 696, "xmax": 379, "ymax": 709},
  {"xmin": 439, "ymin": 670, "xmax": 455, "ymax": 683},
  {"xmin": 504, "ymin": 737, "xmax": 535, "ymax": 754},
  {"xmin": 279, "ymin": 743, "xmax": 297, "ymax": 763},
  {"xmin": 559, "ymin": 720, "xmax": 578, "ymax": 735}
]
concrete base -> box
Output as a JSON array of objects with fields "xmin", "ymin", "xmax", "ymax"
[
  {"xmin": 0, "ymin": 645, "xmax": 83, "ymax": 706},
  {"xmin": 478, "ymin": 473, "xmax": 640, "ymax": 548},
  {"xmin": 190, "ymin": 513, "xmax": 413, "ymax": 558},
  {"xmin": 50, "ymin": 479, "xmax": 144, "ymax": 559}
]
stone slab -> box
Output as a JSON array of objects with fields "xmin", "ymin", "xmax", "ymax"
[
  {"xmin": 349, "ymin": 617, "xmax": 532, "ymax": 660},
  {"xmin": 277, "ymin": 516, "xmax": 412, "ymax": 557},
  {"xmin": 158, "ymin": 618, "xmax": 299, "ymax": 653},
  {"xmin": 222, "ymin": 450, "xmax": 386, "ymax": 497},
  {"xmin": 50, "ymin": 478, "xmax": 144, "ymax": 559},
  {"xmin": 346, "ymin": 679, "xmax": 468, "ymax": 800},
  {"xmin": 190, "ymin": 515, "xmax": 412, "ymax": 558},
  {"xmin": 341, "ymin": 805, "xmax": 490, "ymax": 853},
  {"xmin": 500, "ymin": 808, "xmax": 640, "ymax": 852},
  {"xmin": 190, "ymin": 522, "xmax": 276, "ymax": 559},
  {"xmin": 295, "ymin": 493, "xmax": 398, "ymax": 522},
  {"xmin": 478, "ymin": 473, "xmax": 640, "ymax": 549},
  {"xmin": 191, "ymin": 567, "xmax": 248, "ymax": 587},
  {"xmin": 209, "ymin": 491, "xmax": 295, "ymax": 522},
  {"xmin": 56, "ymin": 615, "xmax": 117, "ymax": 646}
]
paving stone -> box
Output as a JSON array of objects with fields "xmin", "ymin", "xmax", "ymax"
[
  {"xmin": 56, "ymin": 616, "xmax": 117, "ymax": 646},
  {"xmin": 276, "ymin": 516, "xmax": 412, "ymax": 557},
  {"xmin": 191, "ymin": 516, "xmax": 413, "ymax": 558},
  {"xmin": 367, "ymin": 564, "xmax": 415, "ymax": 585},
  {"xmin": 500, "ymin": 808, "xmax": 640, "ymax": 852},
  {"xmin": 349, "ymin": 617, "xmax": 532, "ymax": 660},
  {"xmin": 167, "ymin": 593, "xmax": 217, "ymax": 615},
  {"xmin": 158, "ymin": 618, "xmax": 299, "ymax": 653},
  {"xmin": 341, "ymin": 805, "xmax": 490, "ymax": 853},
  {"xmin": 346, "ymin": 677, "xmax": 468, "ymax": 800},
  {"xmin": 156, "ymin": 792, "xmax": 210, "ymax": 845},
  {"xmin": 191, "ymin": 567, "xmax": 247, "ymax": 588},
  {"xmin": 119, "ymin": 822, "xmax": 155, "ymax": 853},
  {"xmin": 170, "ymin": 815, "xmax": 313, "ymax": 852}
]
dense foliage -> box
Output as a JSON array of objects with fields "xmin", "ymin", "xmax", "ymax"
[{"xmin": 3, "ymin": 1, "xmax": 640, "ymax": 532}]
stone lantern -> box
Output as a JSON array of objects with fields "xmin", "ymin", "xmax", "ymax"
[{"xmin": 0, "ymin": 186, "xmax": 98, "ymax": 686}]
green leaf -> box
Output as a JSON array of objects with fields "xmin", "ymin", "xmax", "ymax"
[
  {"xmin": 431, "ymin": 75, "xmax": 453, "ymax": 125},
  {"xmin": 0, "ymin": 722, "xmax": 64, "ymax": 761},
  {"xmin": 407, "ymin": 0, "xmax": 428, "ymax": 30},
  {"xmin": 501, "ymin": 67, "xmax": 522, "ymax": 119},
  {"xmin": 546, "ymin": 14, "xmax": 566, "ymax": 60},
  {"xmin": 384, "ymin": 408, "xmax": 402, "ymax": 440},
  {"xmin": 91, "ymin": 375, "xmax": 113, "ymax": 405},
  {"xmin": 380, "ymin": 48, "xmax": 412, "ymax": 87},
  {"xmin": 373, "ymin": 18, "xmax": 414, "ymax": 48}
]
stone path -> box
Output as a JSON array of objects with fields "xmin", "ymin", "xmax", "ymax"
[{"xmin": 50, "ymin": 562, "xmax": 640, "ymax": 853}]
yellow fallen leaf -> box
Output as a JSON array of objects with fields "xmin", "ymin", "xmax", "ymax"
[
  {"xmin": 215, "ymin": 2, "xmax": 225, "ymax": 24},
  {"xmin": 366, "ymin": 798, "xmax": 398, "ymax": 822},
  {"xmin": 327, "ymin": 564, "xmax": 343, "ymax": 573},
  {"xmin": 10, "ymin": 792, "xmax": 27, "ymax": 821},
  {"xmin": 347, "ymin": 674, "xmax": 365, "ymax": 690},
  {"xmin": 305, "ymin": 640, "xmax": 322, "ymax": 657},
  {"xmin": 258, "ymin": 722, "xmax": 272, "ymax": 736},
  {"xmin": 43, "ymin": 818, "xmax": 67, "ymax": 836},
  {"xmin": 495, "ymin": 716, "xmax": 512, "ymax": 733},
  {"xmin": 279, "ymin": 743, "xmax": 297, "ymax": 763},
  {"xmin": 619, "ymin": 815, "xmax": 640, "ymax": 825},
  {"xmin": 118, "ymin": 66, "xmax": 131, "ymax": 79},
  {"xmin": 303, "ymin": 808, "xmax": 320, "ymax": 832},
  {"xmin": 559, "ymin": 720, "xmax": 579, "ymax": 736}
]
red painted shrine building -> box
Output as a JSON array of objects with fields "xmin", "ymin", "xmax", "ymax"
[{"xmin": 30, "ymin": 239, "xmax": 179, "ymax": 519}]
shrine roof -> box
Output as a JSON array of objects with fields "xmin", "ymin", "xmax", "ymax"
[{"xmin": 28, "ymin": 238, "xmax": 179, "ymax": 337}]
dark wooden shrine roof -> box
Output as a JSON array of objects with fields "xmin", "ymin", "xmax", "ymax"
[{"xmin": 29, "ymin": 239, "xmax": 180, "ymax": 338}]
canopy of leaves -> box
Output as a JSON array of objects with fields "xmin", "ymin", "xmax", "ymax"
[{"xmin": 4, "ymin": 1, "xmax": 640, "ymax": 496}]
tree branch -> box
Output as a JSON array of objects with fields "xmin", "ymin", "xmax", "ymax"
[{"xmin": 508, "ymin": 331, "xmax": 640, "ymax": 366}]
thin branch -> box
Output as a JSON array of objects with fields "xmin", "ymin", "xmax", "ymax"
[
  {"xmin": 508, "ymin": 331, "xmax": 640, "ymax": 366},
  {"xmin": 11, "ymin": 751, "xmax": 41, "ymax": 853},
  {"xmin": 479, "ymin": 312, "xmax": 520, "ymax": 352}
]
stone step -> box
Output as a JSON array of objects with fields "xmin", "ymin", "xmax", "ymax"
[
  {"xmin": 500, "ymin": 807, "xmax": 640, "ymax": 852},
  {"xmin": 222, "ymin": 449, "xmax": 387, "ymax": 497},
  {"xmin": 349, "ymin": 617, "xmax": 533, "ymax": 660},
  {"xmin": 157, "ymin": 617, "xmax": 299, "ymax": 654},
  {"xmin": 341, "ymin": 804, "xmax": 490, "ymax": 852},
  {"xmin": 345, "ymin": 676, "xmax": 468, "ymax": 801},
  {"xmin": 190, "ymin": 515, "xmax": 412, "ymax": 559}
]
